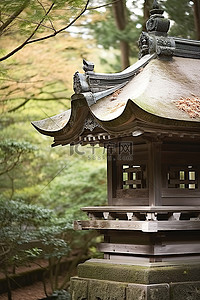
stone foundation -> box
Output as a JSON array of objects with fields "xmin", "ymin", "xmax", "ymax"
[{"xmin": 70, "ymin": 260, "xmax": 200, "ymax": 300}]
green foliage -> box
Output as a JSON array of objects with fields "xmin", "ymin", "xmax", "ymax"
[
  {"xmin": 89, "ymin": 14, "xmax": 140, "ymax": 49},
  {"xmin": 0, "ymin": 139, "xmax": 36, "ymax": 177},
  {"xmin": 0, "ymin": 0, "xmax": 87, "ymax": 36},
  {"xmin": 0, "ymin": 197, "xmax": 71, "ymax": 267},
  {"xmin": 0, "ymin": 139, "xmax": 36, "ymax": 153},
  {"xmin": 86, "ymin": 0, "xmax": 197, "ymax": 70},
  {"xmin": 0, "ymin": 139, "xmax": 37, "ymax": 199},
  {"xmin": 0, "ymin": 197, "xmax": 72, "ymax": 298},
  {"xmin": 0, "ymin": 0, "xmax": 91, "ymax": 66},
  {"xmin": 39, "ymin": 158, "xmax": 107, "ymax": 219},
  {"xmin": 52, "ymin": 289, "xmax": 71, "ymax": 300},
  {"xmin": 162, "ymin": 0, "xmax": 196, "ymax": 39},
  {"xmin": 87, "ymin": 5, "xmax": 140, "ymax": 70},
  {"xmin": 0, "ymin": 1, "xmax": 108, "ymax": 298}
]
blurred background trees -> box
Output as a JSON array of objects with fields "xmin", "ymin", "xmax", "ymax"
[
  {"xmin": 0, "ymin": 0, "xmax": 199, "ymax": 297},
  {"xmin": 88, "ymin": 0, "xmax": 199, "ymax": 70}
]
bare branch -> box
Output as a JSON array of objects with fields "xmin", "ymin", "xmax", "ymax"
[
  {"xmin": 0, "ymin": 152, "xmax": 22, "ymax": 176},
  {"xmin": 0, "ymin": 0, "xmax": 90, "ymax": 62},
  {"xmin": 26, "ymin": 0, "xmax": 90, "ymax": 44},
  {"xmin": 0, "ymin": 245, "xmax": 11, "ymax": 258},
  {"xmin": 0, "ymin": 75, "xmax": 42, "ymax": 84},
  {"xmin": 0, "ymin": 0, "xmax": 30, "ymax": 35},
  {"xmin": 0, "ymin": 2, "xmax": 55, "ymax": 62},
  {"xmin": 8, "ymin": 99, "xmax": 31, "ymax": 113},
  {"xmin": 1, "ymin": 12, "xmax": 55, "ymax": 31},
  {"xmin": 36, "ymin": 0, "xmax": 56, "ymax": 32},
  {"xmin": 7, "ymin": 93, "xmax": 68, "ymax": 112}
]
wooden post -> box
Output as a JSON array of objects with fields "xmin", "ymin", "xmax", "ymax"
[
  {"xmin": 107, "ymin": 145, "xmax": 117, "ymax": 205},
  {"xmin": 148, "ymin": 141, "xmax": 162, "ymax": 206}
]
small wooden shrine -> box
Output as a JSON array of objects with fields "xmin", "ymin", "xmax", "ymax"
[{"xmin": 33, "ymin": 1, "xmax": 200, "ymax": 299}]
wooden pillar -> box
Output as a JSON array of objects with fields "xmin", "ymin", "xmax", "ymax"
[
  {"xmin": 107, "ymin": 145, "xmax": 117, "ymax": 205},
  {"xmin": 148, "ymin": 141, "xmax": 162, "ymax": 206}
]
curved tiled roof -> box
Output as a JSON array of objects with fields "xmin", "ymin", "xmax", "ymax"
[
  {"xmin": 32, "ymin": 3, "xmax": 200, "ymax": 146},
  {"xmin": 32, "ymin": 54, "xmax": 200, "ymax": 146}
]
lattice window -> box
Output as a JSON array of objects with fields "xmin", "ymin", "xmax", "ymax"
[
  {"xmin": 168, "ymin": 166, "xmax": 198, "ymax": 189},
  {"xmin": 122, "ymin": 165, "xmax": 146, "ymax": 189}
]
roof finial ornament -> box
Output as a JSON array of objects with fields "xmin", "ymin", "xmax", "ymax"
[
  {"xmin": 152, "ymin": 0, "xmax": 160, "ymax": 10},
  {"xmin": 150, "ymin": 0, "xmax": 164, "ymax": 16},
  {"xmin": 146, "ymin": 0, "xmax": 169, "ymax": 35},
  {"xmin": 138, "ymin": 0, "xmax": 174, "ymax": 58}
]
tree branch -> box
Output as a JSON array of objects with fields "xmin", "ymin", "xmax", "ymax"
[
  {"xmin": 8, "ymin": 99, "xmax": 31, "ymax": 113},
  {"xmin": 36, "ymin": 0, "xmax": 56, "ymax": 32},
  {"xmin": 0, "ymin": 245, "xmax": 11, "ymax": 258},
  {"xmin": 0, "ymin": 0, "xmax": 90, "ymax": 62},
  {"xmin": 26, "ymin": 0, "xmax": 90, "ymax": 44},
  {"xmin": 0, "ymin": 2, "xmax": 55, "ymax": 62},
  {"xmin": 7, "ymin": 95, "xmax": 68, "ymax": 112},
  {"xmin": 0, "ymin": 0, "xmax": 30, "ymax": 35},
  {"xmin": 0, "ymin": 152, "xmax": 22, "ymax": 176},
  {"xmin": 1, "ymin": 12, "xmax": 55, "ymax": 31}
]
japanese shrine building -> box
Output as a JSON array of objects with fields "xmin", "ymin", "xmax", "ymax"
[{"xmin": 33, "ymin": 1, "xmax": 200, "ymax": 299}]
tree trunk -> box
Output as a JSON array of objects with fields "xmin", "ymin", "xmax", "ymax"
[
  {"xmin": 112, "ymin": 0, "xmax": 130, "ymax": 69},
  {"xmin": 5, "ymin": 273, "xmax": 12, "ymax": 300},
  {"xmin": 120, "ymin": 40, "xmax": 129, "ymax": 70},
  {"xmin": 193, "ymin": 0, "xmax": 200, "ymax": 40}
]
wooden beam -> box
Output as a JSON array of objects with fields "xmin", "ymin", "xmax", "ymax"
[
  {"xmin": 98, "ymin": 242, "xmax": 200, "ymax": 255},
  {"xmin": 74, "ymin": 219, "xmax": 200, "ymax": 232},
  {"xmin": 81, "ymin": 206, "xmax": 200, "ymax": 213}
]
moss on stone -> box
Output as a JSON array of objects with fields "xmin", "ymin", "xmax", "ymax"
[
  {"xmin": 78, "ymin": 262, "xmax": 150, "ymax": 284},
  {"xmin": 78, "ymin": 262, "xmax": 200, "ymax": 285},
  {"xmin": 70, "ymin": 277, "xmax": 88, "ymax": 300},
  {"xmin": 170, "ymin": 281, "xmax": 200, "ymax": 300},
  {"xmin": 88, "ymin": 279, "xmax": 126, "ymax": 300}
]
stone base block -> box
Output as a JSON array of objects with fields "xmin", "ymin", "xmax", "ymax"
[
  {"xmin": 170, "ymin": 282, "xmax": 200, "ymax": 300},
  {"xmin": 127, "ymin": 283, "xmax": 169, "ymax": 300},
  {"xmin": 71, "ymin": 277, "xmax": 200, "ymax": 300},
  {"xmin": 70, "ymin": 261, "xmax": 200, "ymax": 300}
]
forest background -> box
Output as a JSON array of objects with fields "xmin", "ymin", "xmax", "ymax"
[{"xmin": 0, "ymin": 0, "xmax": 200, "ymax": 298}]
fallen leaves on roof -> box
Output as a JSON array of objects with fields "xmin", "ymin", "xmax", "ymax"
[
  {"xmin": 173, "ymin": 95, "xmax": 200, "ymax": 118},
  {"xmin": 110, "ymin": 89, "xmax": 122, "ymax": 101},
  {"xmin": 109, "ymin": 102, "xmax": 126, "ymax": 113}
]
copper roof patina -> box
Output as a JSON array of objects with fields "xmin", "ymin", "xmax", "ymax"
[{"xmin": 32, "ymin": 1, "xmax": 200, "ymax": 146}]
